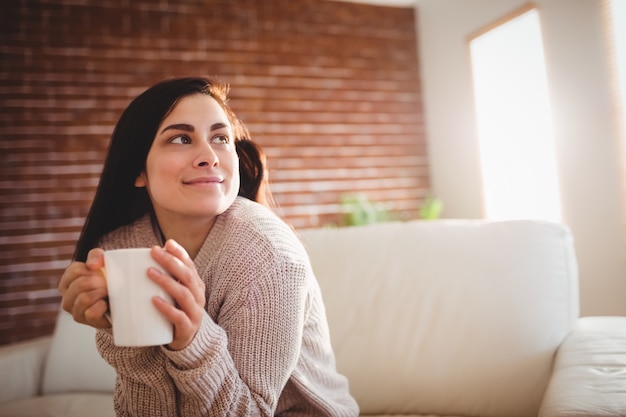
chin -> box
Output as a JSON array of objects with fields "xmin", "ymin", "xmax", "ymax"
[{"xmin": 197, "ymin": 199, "xmax": 235, "ymax": 216}]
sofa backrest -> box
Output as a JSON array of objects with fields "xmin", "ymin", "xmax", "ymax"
[
  {"xmin": 42, "ymin": 310, "xmax": 116, "ymax": 395},
  {"xmin": 298, "ymin": 219, "xmax": 579, "ymax": 417}
]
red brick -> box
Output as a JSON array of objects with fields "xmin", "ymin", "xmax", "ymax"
[{"xmin": 0, "ymin": 0, "xmax": 429, "ymax": 345}]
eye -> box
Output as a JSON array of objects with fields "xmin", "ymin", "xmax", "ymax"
[
  {"xmin": 211, "ymin": 134, "xmax": 230, "ymax": 145},
  {"xmin": 169, "ymin": 135, "xmax": 192, "ymax": 144}
]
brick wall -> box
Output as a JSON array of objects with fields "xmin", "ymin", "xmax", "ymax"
[{"xmin": 0, "ymin": 0, "xmax": 428, "ymax": 345}]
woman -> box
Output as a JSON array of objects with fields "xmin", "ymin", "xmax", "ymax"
[{"xmin": 58, "ymin": 77, "xmax": 359, "ymax": 416}]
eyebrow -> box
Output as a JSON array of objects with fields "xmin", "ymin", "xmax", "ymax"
[{"xmin": 160, "ymin": 122, "xmax": 229, "ymax": 135}]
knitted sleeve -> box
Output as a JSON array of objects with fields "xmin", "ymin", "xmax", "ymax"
[
  {"xmin": 160, "ymin": 221, "xmax": 311, "ymax": 416},
  {"xmin": 96, "ymin": 207, "xmax": 312, "ymax": 416},
  {"xmin": 95, "ymin": 217, "xmax": 180, "ymax": 417},
  {"xmin": 96, "ymin": 331, "xmax": 178, "ymax": 416}
]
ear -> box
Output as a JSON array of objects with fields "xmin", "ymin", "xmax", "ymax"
[{"xmin": 135, "ymin": 172, "xmax": 147, "ymax": 188}]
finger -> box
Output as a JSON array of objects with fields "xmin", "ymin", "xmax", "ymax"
[
  {"xmin": 59, "ymin": 263, "xmax": 93, "ymax": 313},
  {"xmin": 163, "ymin": 239, "xmax": 193, "ymax": 266},
  {"xmin": 153, "ymin": 295, "xmax": 193, "ymax": 324},
  {"xmin": 83, "ymin": 298, "xmax": 111, "ymax": 328},
  {"xmin": 59, "ymin": 261, "xmax": 88, "ymax": 294},
  {"xmin": 151, "ymin": 245, "xmax": 196, "ymax": 288},
  {"xmin": 152, "ymin": 296, "xmax": 201, "ymax": 351},
  {"xmin": 62, "ymin": 269, "xmax": 108, "ymax": 325},
  {"xmin": 86, "ymin": 248, "xmax": 105, "ymax": 271},
  {"xmin": 72, "ymin": 283, "xmax": 108, "ymax": 313},
  {"xmin": 163, "ymin": 240, "xmax": 205, "ymax": 296},
  {"xmin": 72, "ymin": 288, "xmax": 108, "ymax": 322},
  {"xmin": 148, "ymin": 266, "xmax": 200, "ymax": 310},
  {"xmin": 151, "ymin": 261, "xmax": 205, "ymax": 307}
]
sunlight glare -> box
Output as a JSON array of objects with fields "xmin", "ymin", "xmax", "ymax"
[
  {"xmin": 470, "ymin": 9, "xmax": 562, "ymax": 222},
  {"xmin": 610, "ymin": 0, "xmax": 626, "ymax": 163}
]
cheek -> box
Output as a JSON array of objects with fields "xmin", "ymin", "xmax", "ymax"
[
  {"xmin": 231, "ymin": 154, "xmax": 241, "ymax": 183},
  {"xmin": 225, "ymin": 149, "xmax": 240, "ymax": 191},
  {"xmin": 143, "ymin": 155, "xmax": 178, "ymax": 190},
  {"xmin": 232, "ymin": 152, "xmax": 240, "ymax": 174},
  {"xmin": 222, "ymin": 147, "xmax": 239, "ymax": 175}
]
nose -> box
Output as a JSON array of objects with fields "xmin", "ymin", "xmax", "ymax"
[{"xmin": 195, "ymin": 144, "xmax": 218, "ymax": 168}]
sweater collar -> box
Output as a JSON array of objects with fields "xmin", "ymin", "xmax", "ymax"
[{"xmin": 145, "ymin": 197, "xmax": 247, "ymax": 274}]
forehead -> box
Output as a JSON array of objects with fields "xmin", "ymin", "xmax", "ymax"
[{"xmin": 162, "ymin": 93, "xmax": 231, "ymax": 125}]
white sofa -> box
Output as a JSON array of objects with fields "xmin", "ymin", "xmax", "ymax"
[{"xmin": 1, "ymin": 219, "xmax": 626, "ymax": 417}]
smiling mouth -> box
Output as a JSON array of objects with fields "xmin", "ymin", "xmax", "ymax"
[{"xmin": 183, "ymin": 177, "xmax": 224, "ymax": 185}]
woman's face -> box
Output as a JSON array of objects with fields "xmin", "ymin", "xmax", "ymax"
[{"xmin": 135, "ymin": 93, "xmax": 240, "ymax": 226}]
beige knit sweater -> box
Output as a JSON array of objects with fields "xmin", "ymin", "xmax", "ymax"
[{"xmin": 96, "ymin": 197, "xmax": 359, "ymax": 416}]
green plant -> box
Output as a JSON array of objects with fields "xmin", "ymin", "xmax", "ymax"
[
  {"xmin": 419, "ymin": 196, "xmax": 443, "ymax": 220},
  {"xmin": 340, "ymin": 194, "xmax": 389, "ymax": 227}
]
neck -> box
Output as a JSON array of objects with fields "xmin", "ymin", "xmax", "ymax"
[{"xmin": 153, "ymin": 214, "xmax": 216, "ymax": 259}]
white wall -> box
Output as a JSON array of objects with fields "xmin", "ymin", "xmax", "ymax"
[{"xmin": 416, "ymin": 0, "xmax": 626, "ymax": 316}]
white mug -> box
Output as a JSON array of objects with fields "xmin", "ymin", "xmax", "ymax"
[{"xmin": 104, "ymin": 248, "xmax": 174, "ymax": 347}]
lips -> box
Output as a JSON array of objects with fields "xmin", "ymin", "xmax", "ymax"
[{"xmin": 183, "ymin": 176, "xmax": 224, "ymax": 185}]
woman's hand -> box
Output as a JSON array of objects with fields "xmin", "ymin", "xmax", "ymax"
[
  {"xmin": 149, "ymin": 239, "xmax": 206, "ymax": 351},
  {"xmin": 58, "ymin": 249, "xmax": 111, "ymax": 329}
]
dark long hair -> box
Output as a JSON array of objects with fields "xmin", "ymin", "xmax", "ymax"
[{"xmin": 73, "ymin": 77, "xmax": 271, "ymax": 261}]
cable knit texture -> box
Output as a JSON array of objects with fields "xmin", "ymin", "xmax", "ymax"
[{"xmin": 95, "ymin": 197, "xmax": 359, "ymax": 416}]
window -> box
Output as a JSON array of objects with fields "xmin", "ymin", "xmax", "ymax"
[
  {"xmin": 607, "ymin": 0, "xmax": 626, "ymax": 187},
  {"xmin": 469, "ymin": 5, "xmax": 561, "ymax": 222},
  {"xmin": 606, "ymin": 0, "xmax": 626, "ymax": 245}
]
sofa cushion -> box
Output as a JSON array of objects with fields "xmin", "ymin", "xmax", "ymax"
[
  {"xmin": 299, "ymin": 219, "xmax": 579, "ymax": 417},
  {"xmin": 0, "ymin": 393, "xmax": 114, "ymax": 417},
  {"xmin": 42, "ymin": 311, "xmax": 116, "ymax": 395},
  {"xmin": 538, "ymin": 316, "xmax": 626, "ymax": 416},
  {"xmin": 0, "ymin": 337, "xmax": 50, "ymax": 402}
]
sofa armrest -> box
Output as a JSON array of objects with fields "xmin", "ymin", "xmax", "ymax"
[
  {"xmin": 0, "ymin": 336, "xmax": 51, "ymax": 402},
  {"xmin": 539, "ymin": 317, "xmax": 626, "ymax": 417}
]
